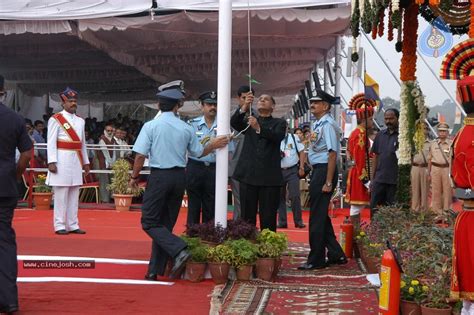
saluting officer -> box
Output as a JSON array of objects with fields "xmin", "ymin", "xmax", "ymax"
[
  {"xmin": 298, "ymin": 90, "xmax": 347, "ymax": 270},
  {"xmin": 186, "ymin": 91, "xmax": 219, "ymax": 226},
  {"xmin": 129, "ymin": 83, "xmax": 228, "ymax": 280}
]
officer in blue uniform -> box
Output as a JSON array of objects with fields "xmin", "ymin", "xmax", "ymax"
[
  {"xmin": 298, "ymin": 90, "xmax": 347, "ymax": 270},
  {"xmin": 186, "ymin": 91, "xmax": 218, "ymax": 225},
  {"xmin": 129, "ymin": 84, "xmax": 228, "ymax": 280},
  {"xmin": 0, "ymin": 75, "xmax": 32, "ymax": 313}
]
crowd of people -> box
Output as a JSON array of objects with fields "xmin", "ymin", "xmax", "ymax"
[{"xmin": 1, "ymin": 73, "xmax": 473, "ymax": 313}]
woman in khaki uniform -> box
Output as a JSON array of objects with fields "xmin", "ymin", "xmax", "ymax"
[
  {"xmin": 428, "ymin": 123, "xmax": 453, "ymax": 216},
  {"xmin": 411, "ymin": 123, "xmax": 430, "ymax": 211}
]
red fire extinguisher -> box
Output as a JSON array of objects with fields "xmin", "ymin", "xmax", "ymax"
[
  {"xmin": 339, "ymin": 216, "xmax": 353, "ymax": 258},
  {"xmin": 379, "ymin": 241, "xmax": 403, "ymax": 315}
]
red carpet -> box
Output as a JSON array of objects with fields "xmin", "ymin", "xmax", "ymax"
[{"xmin": 12, "ymin": 207, "xmax": 374, "ymax": 314}]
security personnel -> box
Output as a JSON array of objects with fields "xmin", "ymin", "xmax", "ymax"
[
  {"xmin": 428, "ymin": 122, "xmax": 453, "ymax": 217},
  {"xmin": 277, "ymin": 127, "xmax": 306, "ymax": 229},
  {"xmin": 0, "ymin": 75, "xmax": 32, "ymax": 314},
  {"xmin": 186, "ymin": 91, "xmax": 218, "ymax": 225},
  {"xmin": 47, "ymin": 87, "xmax": 90, "ymax": 235},
  {"xmin": 411, "ymin": 122, "xmax": 430, "ymax": 211},
  {"xmin": 129, "ymin": 83, "xmax": 228, "ymax": 280},
  {"xmin": 298, "ymin": 90, "xmax": 347, "ymax": 270},
  {"xmin": 450, "ymin": 76, "xmax": 474, "ymax": 308}
]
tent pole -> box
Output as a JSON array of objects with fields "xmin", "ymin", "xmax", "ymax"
[{"xmin": 215, "ymin": 0, "xmax": 232, "ymax": 228}]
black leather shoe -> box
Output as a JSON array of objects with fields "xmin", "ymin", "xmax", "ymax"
[
  {"xmin": 295, "ymin": 223, "xmax": 306, "ymax": 228},
  {"xmin": 277, "ymin": 224, "xmax": 288, "ymax": 229},
  {"xmin": 327, "ymin": 256, "xmax": 348, "ymax": 265},
  {"xmin": 55, "ymin": 229, "xmax": 68, "ymax": 235},
  {"xmin": 144, "ymin": 273, "xmax": 157, "ymax": 281},
  {"xmin": 297, "ymin": 262, "xmax": 327, "ymax": 270},
  {"xmin": 0, "ymin": 304, "xmax": 19, "ymax": 314},
  {"xmin": 169, "ymin": 249, "xmax": 190, "ymax": 279},
  {"xmin": 69, "ymin": 229, "xmax": 86, "ymax": 234}
]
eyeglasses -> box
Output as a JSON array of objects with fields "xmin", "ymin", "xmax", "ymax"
[{"xmin": 105, "ymin": 129, "xmax": 114, "ymax": 132}]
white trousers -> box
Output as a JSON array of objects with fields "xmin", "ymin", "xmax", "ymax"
[
  {"xmin": 350, "ymin": 205, "xmax": 364, "ymax": 216},
  {"xmin": 53, "ymin": 186, "xmax": 80, "ymax": 231},
  {"xmin": 462, "ymin": 301, "xmax": 474, "ymax": 315}
]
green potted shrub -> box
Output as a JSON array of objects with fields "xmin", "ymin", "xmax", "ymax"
[
  {"xmin": 420, "ymin": 276, "xmax": 452, "ymax": 314},
  {"xmin": 181, "ymin": 236, "xmax": 209, "ymax": 282},
  {"xmin": 255, "ymin": 229, "xmax": 288, "ymax": 281},
  {"xmin": 32, "ymin": 174, "xmax": 53, "ymax": 210},
  {"xmin": 399, "ymin": 276, "xmax": 428, "ymax": 315},
  {"xmin": 227, "ymin": 239, "xmax": 258, "ymax": 281},
  {"xmin": 107, "ymin": 159, "xmax": 142, "ymax": 211},
  {"xmin": 207, "ymin": 243, "xmax": 233, "ymax": 284}
]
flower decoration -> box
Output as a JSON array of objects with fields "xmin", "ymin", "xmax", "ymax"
[{"xmin": 34, "ymin": 174, "xmax": 52, "ymax": 193}]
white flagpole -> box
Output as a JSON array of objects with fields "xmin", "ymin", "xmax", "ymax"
[{"xmin": 215, "ymin": 0, "xmax": 232, "ymax": 228}]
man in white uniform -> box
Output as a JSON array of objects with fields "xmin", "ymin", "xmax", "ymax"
[{"xmin": 46, "ymin": 87, "xmax": 90, "ymax": 235}]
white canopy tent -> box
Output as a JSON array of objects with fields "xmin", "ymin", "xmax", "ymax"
[{"xmin": 0, "ymin": 0, "xmax": 350, "ymax": 117}]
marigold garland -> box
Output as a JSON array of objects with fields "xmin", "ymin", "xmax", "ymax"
[
  {"xmin": 372, "ymin": 24, "xmax": 378, "ymax": 39},
  {"xmin": 388, "ymin": 3, "xmax": 394, "ymax": 41},
  {"xmin": 378, "ymin": 8, "xmax": 385, "ymax": 37},
  {"xmin": 400, "ymin": 3, "xmax": 418, "ymax": 81},
  {"xmin": 469, "ymin": 0, "xmax": 474, "ymax": 39}
]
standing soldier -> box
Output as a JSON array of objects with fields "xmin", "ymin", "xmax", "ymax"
[
  {"xmin": 46, "ymin": 87, "xmax": 90, "ymax": 235},
  {"xmin": 411, "ymin": 122, "xmax": 431, "ymax": 211},
  {"xmin": 277, "ymin": 127, "xmax": 306, "ymax": 229},
  {"xmin": 0, "ymin": 75, "xmax": 32, "ymax": 314},
  {"xmin": 428, "ymin": 123, "xmax": 453, "ymax": 218},
  {"xmin": 129, "ymin": 83, "xmax": 228, "ymax": 280},
  {"xmin": 298, "ymin": 90, "xmax": 347, "ymax": 270},
  {"xmin": 344, "ymin": 93, "xmax": 375, "ymax": 231},
  {"xmin": 186, "ymin": 91, "xmax": 218, "ymax": 225}
]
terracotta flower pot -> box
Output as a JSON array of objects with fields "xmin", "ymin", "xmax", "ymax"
[
  {"xmin": 236, "ymin": 265, "xmax": 253, "ymax": 281},
  {"xmin": 364, "ymin": 255, "xmax": 380, "ymax": 274},
  {"xmin": 33, "ymin": 192, "xmax": 53, "ymax": 210},
  {"xmin": 208, "ymin": 262, "xmax": 230, "ymax": 284},
  {"xmin": 272, "ymin": 257, "xmax": 282, "ymax": 281},
  {"xmin": 255, "ymin": 258, "xmax": 275, "ymax": 281},
  {"xmin": 185, "ymin": 262, "xmax": 206, "ymax": 283},
  {"xmin": 113, "ymin": 194, "xmax": 133, "ymax": 211},
  {"xmin": 400, "ymin": 300, "xmax": 421, "ymax": 315},
  {"xmin": 420, "ymin": 304, "xmax": 452, "ymax": 315}
]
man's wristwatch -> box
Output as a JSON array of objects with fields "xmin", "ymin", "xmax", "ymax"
[
  {"xmin": 325, "ymin": 182, "xmax": 332, "ymax": 187},
  {"xmin": 131, "ymin": 175, "xmax": 139, "ymax": 180}
]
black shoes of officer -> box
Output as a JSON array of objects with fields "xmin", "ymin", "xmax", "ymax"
[
  {"xmin": 295, "ymin": 223, "xmax": 306, "ymax": 228},
  {"xmin": 297, "ymin": 262, "xmax": 328, "ymax": 270},
  {"xmin": 277, "ymin": 224, "xmax": 288, "ymax": 229},
  {"xmin": 327, "ymin": 256, "xmax": 348, "ymax": 265},
  {"xmin": 0, "ymin": 304, "xmax": 19, "ymax": 314},
  {"xmin": 169, "ymin": 249, "xmax": 190, "ymax": 279},
  {"xmin": 69, "ymin": 229, "xmax": 86, "ymax": 234},
  {"xmin": 55, "ymin": 229, "xmax": 68, "ymax": 235},
  {"xmin": 144, "ymin": 273, "xmax": 158, "ymax": 281}
]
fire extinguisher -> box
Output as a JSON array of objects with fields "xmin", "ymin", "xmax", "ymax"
[
  {"xmin": 339, "ymin": 216, "xmax": 353, "ymax": 258},
  {"xmin": 379, "ymin": 241, "xmax": 403, "ymax": 315}
]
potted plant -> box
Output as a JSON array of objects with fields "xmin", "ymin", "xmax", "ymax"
[
  {"xmin": 227, "ymin": 239, "xmax": 258, "ymax": 281},
  {"xmin": 181, "ymin": 236, "xmax": 209, "ymax": 283},
  {"xmin": 185, "ymin": 220, "xmax": 227, "ymax": 245},
  {"xmin": 400, "ymin": 276, "xmax": 428, "ymax": 315},
  {"xmin": 33, "ymin": 174, "xmax": 53, "ymax": 210},
  {"xmin": 226, "ymin": 219, "xmax": 258, "ymax": 241},
  {"xmin": 255, "ymin": 229, "xmax": 287, "ymax": 281},
  {"xmin": 207, "ymin": 243, "xmax": 233, "ymax": 284},
  {"xmin": 107, "ymin": 159, "xmax": 142, "ymax": 211}
]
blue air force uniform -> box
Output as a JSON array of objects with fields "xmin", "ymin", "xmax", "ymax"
[
  {"xmin": 133, "ymin": 87, "xmax": 203, "ymax": 278},
  {"xmin": 300, "ymin": 90, "xmax": 346, "ymax": 270},
  {"xmin": 186, "ymin": 100, "xmax": 218, "ymax": 225}
]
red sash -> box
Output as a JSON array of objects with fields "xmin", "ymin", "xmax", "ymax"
[{"xmin": 53, "ymin": 113, "xmax": 85, "ymax": 166}]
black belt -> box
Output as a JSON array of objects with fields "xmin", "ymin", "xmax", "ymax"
[
  {"xmin": 188, "ymin": 159, "xmax": 216, "ymax": 167},
  {"xmin": 151, "ymin": 167, "xmax": 185, "ymax": 171},
  {"xmin": 431, "ymin": 162, "xmax": 449, "ymax": 168},
  {"xmin": 312, "ymin": 163, "xmax": 328, "ymax": 169},
  {"xmin": 282, "ymin": 164, "xmax": 297, "ymax": 170}
]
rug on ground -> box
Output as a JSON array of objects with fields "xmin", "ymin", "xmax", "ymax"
[{"xmin": 211, "ymin": 242, "xmax": 379, "ymax": 314}]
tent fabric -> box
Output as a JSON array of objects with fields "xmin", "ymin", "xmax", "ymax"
[
  {"xmin": 155, "ymin": 0, "xmax": 349, "ymax": 11},
  {"xmin": 0, "ymin": 21, "xmax": 71, "ymax": 35},
  {"xmin": 0, "ymin": 0, "xmax": 152, "ymax": 20}
]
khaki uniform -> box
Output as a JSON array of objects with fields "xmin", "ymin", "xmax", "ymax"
[
  {"xmin": 411, "ymin": 140, "xmax": 430, "ymax": 211},
  {"xmin": 428, "ymin": 138, "xmax": 453, "ymax": 214}
]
